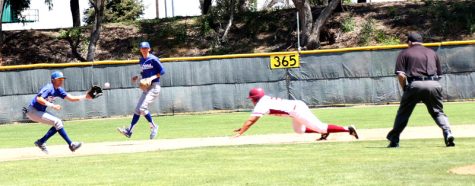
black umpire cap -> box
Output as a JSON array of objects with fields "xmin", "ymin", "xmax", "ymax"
[{"xmin": 407, "ymin": 32, "xmax": 423, "ymax": 43}]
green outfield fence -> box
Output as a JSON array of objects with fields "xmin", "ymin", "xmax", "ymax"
[{"xmin": 0, "ymin": 41, "xmax": 474, "ymax": 123}]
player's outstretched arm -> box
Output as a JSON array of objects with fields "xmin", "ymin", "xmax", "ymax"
[
  {"xmin": 65, "ymin": 94, "xmax": 92, "ymax": 102},
  {"xmin": 233, "ymin": 116, "xmax": 260, "ymax": 138}
]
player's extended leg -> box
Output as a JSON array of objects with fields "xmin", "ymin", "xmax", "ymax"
[
  {"xmin": 118, "ymin": 92, "xmax": 147, "ymax": 138},
  {"xmin": 26, "ymin": 107, "xmax": 82, "ymax": 153},
  {"xmin": 291, "ymin": 119, "xmax": 307, "ymax": 134},
  {"xmin": 118, "ymin": 84, "xmax": 161, "ymax": 139},
  {"xmin": 137, "ymin": 84, "xmax": 161, "ymax": 139},
  {"xmin": 293, "ymin": 101, "xmax": 358, "ymax": 140}
]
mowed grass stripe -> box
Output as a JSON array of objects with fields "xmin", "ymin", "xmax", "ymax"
[
  {"xmin": 0, "ymin": 102, "xmax": 474, "ymax": 148},
  {"xmin": 0, "ymin": 138, "xmax": 474, "ymax": 185}
]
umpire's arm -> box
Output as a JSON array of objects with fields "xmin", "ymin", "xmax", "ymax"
[
  {"xmin": 397, "ymin": 72, "xmax": 407, "ymax": 90},
  {"xmin": 395, "ymin": 52, "xmax": 407, "ymax": 90}
]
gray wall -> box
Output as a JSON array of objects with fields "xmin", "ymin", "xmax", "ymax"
[{"xmin": 1, "ymin": 44, "xmax": 474, "ymax": 123}]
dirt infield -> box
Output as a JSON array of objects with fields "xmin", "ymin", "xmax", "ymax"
[
  {"xmin": 449, "ymin": 164, "xmax": 475, "ymax": 175},
  {"xmin": 1, "ymin": 125, "xmax": 474, "ymax": 162}
]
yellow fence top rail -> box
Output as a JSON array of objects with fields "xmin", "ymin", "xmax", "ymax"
[{"xmin": 1, "ymin": 40, "xmax": 474, "ymax": 71}]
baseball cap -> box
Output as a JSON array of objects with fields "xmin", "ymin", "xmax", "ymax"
[
  {"xmin": 407, "ymin": 32, "xmax": 423, "ymax": 43},
  {"xmin": 248, "ymin": 88, "xmax": 265, "ymax": 100},
  {"xmin": 51, "ymin": 71, "xmax": 66, "ymax": 79},
  {"xmin": 139, "ymin": 41, "xmax": 151, "ymax": 48}
]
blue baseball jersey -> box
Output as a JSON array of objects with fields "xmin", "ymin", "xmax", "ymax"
[
  {"xmin": 140, "ymin": 54, "xmax": 165, "ymax": 83},
  {"xmin": 30, "ymin": 83, "xmax": 68, "ymax": 112}
]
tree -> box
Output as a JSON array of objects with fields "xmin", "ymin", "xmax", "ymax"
[
  {"xmin": 83, "ymin": 0, "xmax": 144, "ymax": 24},
  {"xmin": 293, "ymin": 0, "xmax": 341, "ymax": 49},
  {"xmin": 59, "ymin": 28, "xmax": 87, "ymax": 61},
  {"xmin": 263, "ymin": 0, "xmax": 291, "ymax": 9},
  {"xmin": 293, "ymin": 0, "xmax": 312, "ymax": 48},
  {"xmin": 0, "ymin": 0, "xmax": 5, "ymax": 45},
  {"xmin": 222, "ymin": 0, "xmax": 237, "ymax": 41},
  {"xmin": 211, "ymin": 0, "xmax": 254, "ymax": 42},
  {"xmin": 65, "ymin": 0, "xmax": 84, "ymax": 61},
  {"xmin": 200, "ymin": 0, "xmax": 212, "ymax": 15},
  {"xmin": 86, "ymin": 0, "xmax": 105, "ymax": 61},
  {"xmin": 70, "ymin": 0, "xmax": 80, "ymax": 27}
]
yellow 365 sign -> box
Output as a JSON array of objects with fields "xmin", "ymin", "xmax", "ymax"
[{"xmin": 269, "ymin": 53, "xmax": 300, "ymax": 69}]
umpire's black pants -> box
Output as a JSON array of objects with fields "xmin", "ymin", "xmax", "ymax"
[{"xmin": 387, "ymin": 80, "xmax": 452, "ymax": 144}]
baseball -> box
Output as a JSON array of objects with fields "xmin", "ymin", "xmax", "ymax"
[{"xmin": 104, "ymin": 82, "xmax": 110, "ymax": 89}]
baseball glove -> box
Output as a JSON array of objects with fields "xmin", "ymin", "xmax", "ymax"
[
  {"xmin": 139, "ymin": 79, "xmax": 151, "ymax": 91},
  {"xmin": 87, "ymin": 85, "xmax": 103, "ymax": 99}
]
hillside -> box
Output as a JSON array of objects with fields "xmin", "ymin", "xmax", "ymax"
[{"xmin": 1, "ymin": 1, "xmax": 474, "ymax": 66}]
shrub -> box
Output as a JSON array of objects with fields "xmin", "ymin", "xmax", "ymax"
[
  {"xmin": 358, "ymin": 19, "xmax": 375, "ymax": 46},
  {"xmin": 341, "ymin": 16, "xmax": 355, "ymax": 33}
]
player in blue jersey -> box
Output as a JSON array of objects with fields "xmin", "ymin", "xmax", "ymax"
[
  {"xmin": 26, "ymin": 71, "xmax": 92, "ymax": 154},
  {"xmin": 117, "ymin": 41, "xmax": 165, "ymax": 139}
]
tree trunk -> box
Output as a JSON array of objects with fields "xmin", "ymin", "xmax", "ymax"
[
  {"xmin": 293, "ymin": 0, "xmax": 313, "ymax": 47},
  {"xmin": 238, "ymin": 0, "xmax": 247, "ymax": 12},
  {"xmin": 201, "ymin": 0, "xmax": 212, "ymax": 15},
  {"xmin": 70, "ymin": 0, "xmax": 80, "ymax": 27},
  {"xmin": 323, "ymin": 0, "xmax": 329, "ymax": 6},
  {"xmin": 222, "ymin": 0, "xmax": 235, "ymax": 41},
  {"xmin": 0, "ymin": 0, "xmax": 5, "ymax": 45},
  {"xmin": 306, "ymin": 0, "xmax": 340, "ymax": 49},
  {"xmin": 86, "ymin": 0, "xmax": 105, "ymax": 61},
  {"xmin": 66, "ymin": 33, "xmax": 87, "ymax": 62},
  {"xmin": 264, "ymin": 0, "xmax": 280, "ymax": 9},
  {"xmin": 68, "ymin": 0, "xmax": 85, "ymax": 61}
]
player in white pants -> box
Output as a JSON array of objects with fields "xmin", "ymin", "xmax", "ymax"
[
  {"xmin": 26, "ymin": 71, "xmax": 92, "ymax": 153},
  {"xmin": 117, "ymin": 41, "xmax": 165, "ymax": 139},
  {"xmin": 234, "ymin": 88, "xmax": 359, "ymax": 140}
]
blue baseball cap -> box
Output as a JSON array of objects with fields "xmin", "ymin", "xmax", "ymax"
[
  {"xmin": 139, "ymin": 41, "xmax": 151, "ymax": 48},
  {"xmin": 51, "ymin": 71, "xmax": 66, "ymax": 79}
]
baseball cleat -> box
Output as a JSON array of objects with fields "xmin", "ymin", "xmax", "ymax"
[
  {"xmin": 69, "ymin": 142, "xmax": 82, "ymax": 152},
  {"xmin": 34, "ymin": 140, "xmax": 48, "ymax": 154},
  {"xmin": 387, "ymin": 141, "xmax": 399, "ymax": 148},
  {"xmin": 348, "ymin": 125, "xmax": 359, "ymax": 139},
  {"xmin": 117, "ymin": 127, "xmax": 131, "ymax": 138},
  {"xmin": 445, "ymin": 136, "xmax": 455, "ymax": 147},
  {"xmin": 150, "ymin": 126, "xmax": 158, "ymax": 140},
  {"xmin": 316, "ymin": 133, "xmax": 330, "ymax": 141}
]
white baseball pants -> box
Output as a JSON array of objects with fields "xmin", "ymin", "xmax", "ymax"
[
  {"xmin": 135, "ymin": 82, "xmax": 161, "ymax": 115},
  {"xmin": 290, "ymin": 101, "xmax": 328, "ymax": 134},
  {"xmin": 26, "ymin": 105, "xmax": 64, "ymax": 130}
]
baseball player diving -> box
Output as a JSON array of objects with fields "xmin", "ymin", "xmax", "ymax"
[
  {"xmin": 117, "ymin": 41, "xmax": 165, "ymax": 139},
  {"xmin": 234, "ymin": 88, "xmax": 359, "ymax": 140},
  {"xmin": 26, "ymin": 71, "xmax": 95, "ymax": 153}
]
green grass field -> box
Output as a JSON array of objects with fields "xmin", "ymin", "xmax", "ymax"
[
  {"xmin": 0, "ymin": 139, "xmax": 474, "ymax": 185},
  {"xmin": 0, "ymin": 102, "xmax": 474, "ymax": 185},
  {"xmin": 0, "ymin": 102, "xmax": 474, "ymax": 148}
]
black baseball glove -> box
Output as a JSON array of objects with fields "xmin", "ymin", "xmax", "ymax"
[{"xmin": 87, "ymin": 85, "xmax": 103, "ymax": 99}]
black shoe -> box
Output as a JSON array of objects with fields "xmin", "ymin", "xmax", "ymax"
[
  {"xmin": 69, "ymin": 142, "xmax": 82, "ymax": 152},
  {"xmin": 387, "ymin": 141, "xmax": 399, "ymax": 148},
  {"xmin": 34, "ymin": 140, "xmax": 48, "ymax": 154},
  {"xmin": 445, "ymin": 136, "xmax": 455, "ymax": 147},
  {"xmin": 348, "ymin": 125, "xmax": 359, "ymax": 139},
  {"xmin": 316, "ymin": 133, "xmax": 330, "ymax": 141}
]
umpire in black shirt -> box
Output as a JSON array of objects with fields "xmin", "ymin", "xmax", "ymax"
[{"xmin": 386, "ymin": 32, "xmax": 455, "ymax": 148}]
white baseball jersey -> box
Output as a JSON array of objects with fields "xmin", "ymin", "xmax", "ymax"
[{"xmin": 251, "ymin": 95, "xmax": 298, "ymax": 117}]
